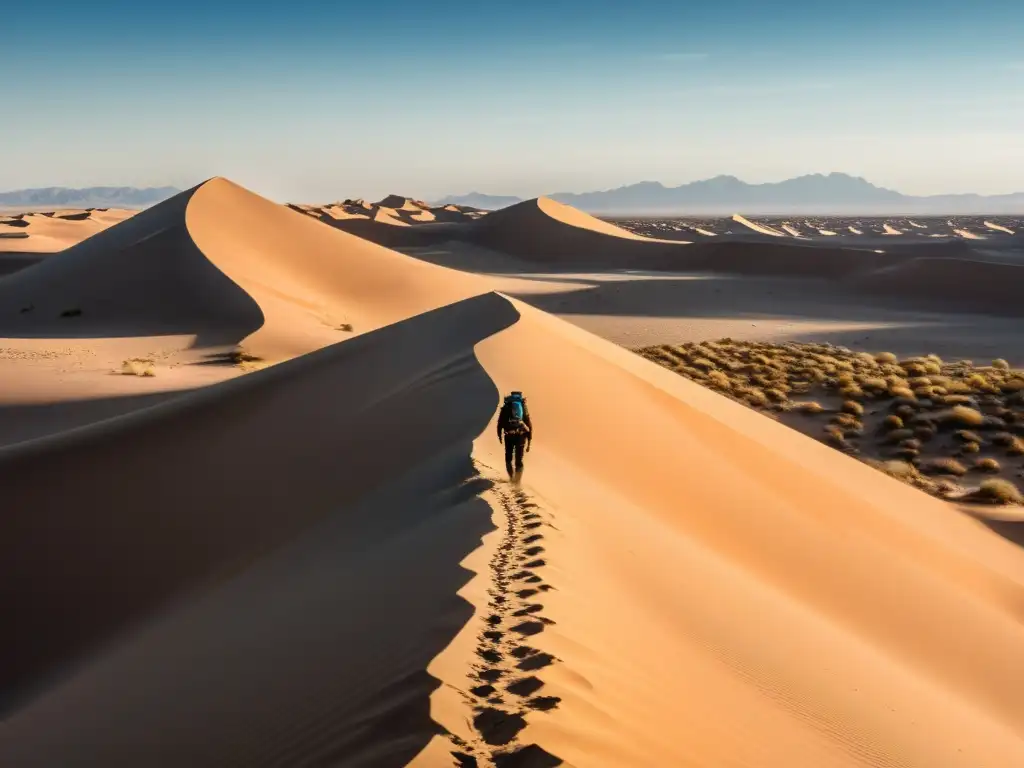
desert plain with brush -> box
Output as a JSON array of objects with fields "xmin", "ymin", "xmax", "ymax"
[{"xmin": 2, "ymin": 179, "xmax": 1024, "ymax": 766}]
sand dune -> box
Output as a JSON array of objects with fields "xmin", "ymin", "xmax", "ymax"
[
  {"xmin": 954, "ymin": 228, "xmax": 985, "ymax": 240},
  {"xmin": 3, "ymin": 179, "xmax": 1024, "ymax": 766},
  {"xmin": 985, "ymin": 220, "xmax": 1015, "ymax": 235},
  {"xmin": 732, "ymin": 213, "xmax": 787, "ymax": 237},
  {"xmin": 0, "ymin": 208, "xmax": 136, "ymax": 253}
]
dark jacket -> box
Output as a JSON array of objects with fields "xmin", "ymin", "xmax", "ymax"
[{"xmin": 497, "ymin": 398, "xmax": 533, "ymax": 442}]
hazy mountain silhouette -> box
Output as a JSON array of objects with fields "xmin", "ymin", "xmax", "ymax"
[
  {"xmin": 433, "ymin": 192, "xmax": 524, "ymax": 211},
  {"xmin": 438, "ymin": 173, "xmax": 1024, "ymax": 214},
  {"xmin": 0, "ymin": 186, "xmax": 181, "ymax": 209}
]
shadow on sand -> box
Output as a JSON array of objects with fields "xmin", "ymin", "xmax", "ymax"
[{"xmin": 0, "ymin": 293, "xmax": 562, "ymax": 767}]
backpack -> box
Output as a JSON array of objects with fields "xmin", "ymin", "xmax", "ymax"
[{"xmin": 504, "ymin": 392, "xmax": 527, "ymax": 432}]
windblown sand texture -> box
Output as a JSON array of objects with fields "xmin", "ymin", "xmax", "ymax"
[{"xmin": 1, "ymin": 178, "xmax": 1024, "ymax": 767}]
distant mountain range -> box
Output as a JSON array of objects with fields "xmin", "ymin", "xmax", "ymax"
[
  {"xmin": 437, "ymin": 174, "xmax": 1024, "ymax": 215},
  {"xmin": 0, "ymin": 186, "xmax": 181, "ymax": 210}
]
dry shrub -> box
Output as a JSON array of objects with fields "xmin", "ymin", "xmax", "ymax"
[
  {"xmin": 231, "ymin": 347, "xmax": 262, "ymax": 364},
  {"xmin": 882, "ymin": 415, "xmax": 904, "ymax": 430},
  {"xmin": 1008, "ymin": 438, "xmax": 1024, "ymax": 456},
  {"xmin": 975, "ymin": 457, "xmax": 1001, "ymax": 473},
  {"xmin": 899, "ymin": 438, "xmax": 922, "ymax": 451},
  {"xmin": 744, "ymin": 389, "xmax": 769, "ymax": 408},
  {"xmin": 707, "ymin": 370, "xmax": 732, "ymax": 390},
  {"xmin": 1001, "ymin": 378, "xmax": 1024, "ymax": 392},
  {"xmin": 959, "ymin": 442, "xmax": 981, "ymax": 454},
  {"xmin": 859, "ymin": 376, "xmax": 888, "ymax": 391},
  {"xmin": 901, "ymin": 361, "xmax": 928, "ymax": 377},
  {"xmin": 921, "ymin": 457, "xmax": 968, "ymax": 476},
  {"xmin": 973, "ymin": 478, "xmax": 1024, "ymax": 505},
  {"xmin": 942, "ymin": 394, "xmax": 974, "ymax": 406},
  {"xmin": 884, "ymin": 428, "xmax": 915, "ymax": 444},
  {"xmin": 945, "ymin": 381, "xmax": 974, "ymax": 395},
  {"xmin": 992, "ymin": 358, "xmax": 1010, "ymax": 370},
  {"xmin": 119, "ymin": 358, "xmax": 155, "ymax": 377},
  {"xmin": 875, "ymin": 352, "xmax": 898, "ymax": 364},
  {"xmin": 954, "ymin": 430, "xmax": 984, "ymax": 444},
  {"xmin": 841, "ymin": 400, "xmax": 864, "ymax": 416},
  {"xmin": 831, "ymin": 413, "xmax": 859, "ymax": 429},
  {"xmin": 764, "ymin": 387, "xmax": 788, "ymax": 402},
  {"xmin": 889, "ymin": 386, "xmax": 916, "ymax": 400},
  {"xmin": 790, "ymin": 401, "xmax": 824, "ymax": 414},
  {"xmin": 941, "ymin": 406, "xmax": 985, "ymax": 427},
  {"xmin": 894, "ymin": 404, "xmax": 917, "ymax": 420}
]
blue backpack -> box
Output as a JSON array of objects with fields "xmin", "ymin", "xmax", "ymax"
[{"xmin": 505, "ymin": 392, "xmax": 526, "ymax": 427}]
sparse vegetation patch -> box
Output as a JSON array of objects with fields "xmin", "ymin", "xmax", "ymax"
[{"xmin": 638, "ymin": 339, "xmax": 1024, "ymax": 505}]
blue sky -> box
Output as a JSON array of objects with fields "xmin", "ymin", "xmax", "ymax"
[{"xmin": 4, "ymin": 0, "xmax": 1023, "ymax": 201}]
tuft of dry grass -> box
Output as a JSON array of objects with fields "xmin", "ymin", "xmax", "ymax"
[
  {"xmin": 883, "ymin": 428, "xmax": 916, "ymax": 444},
  {"xmin": 973, "ymin": 478, "xmax": 1024, "ymax": 505},
  {"xmin": 992, "ymin": 358, "xmax": 1010, "ymax": 370},
  {"xmin": 959, "ymin": 442, "xmax": 981, "ymax": 454},
  {"xmin": 119, "ymin": 358, "xmax": 155, "ymax": 377},
  {"xmin": 882, "ymin": 415, "xmax": 904, "ymax": 430},
  {"xmin": 975, "ymin": 457, "xmax": 1001, "ymax": 473},
  {"xmin": 939, "ymin": 406, "xmax": 985, "ymax": 427},
  {"xmin": 231, "ymin": 346, "xmax": 263, "ymax": 364},
  {"xmin": 921, "ymin": 457, "xmax": 968, "ymax": 476},
  {"xmin": 954, "ymin": 430, "xmax": 984, "ymax": 444},
  {"xmin": 789, "ymin": 401, "xmax": 824, "ymax": 414},
  {"xmin": 841, "ymin": 400, "xmax": 864, "ymax": 416},
  {"xmin": 875, "ymin": 352, "xmax": 898, "ymax": 364}
]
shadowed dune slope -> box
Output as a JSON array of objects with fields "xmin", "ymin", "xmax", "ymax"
[
  {"xmin": 1, "ymin": 180, "xmax": 1024, "ymax": 766},
  {"xmin": 0, "ymin": 294, "xmax": 518, "ymax": 766},
  {"xmin": 851, "ymin": 256, "xmax": 1024, "ymax": 315}
]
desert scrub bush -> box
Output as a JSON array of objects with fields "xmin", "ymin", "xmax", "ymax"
[
  {"xmin": 858, "ymin": 376, "xmax": 888, "ymax": 391},
  {"xmin": 119, "ymin": 358, "xmax": 155, "ymax": 377},
  {"xmin": 921, "ymin": 457, "xmax": 968, "ymax": 476},
  {"xmin": 839, "ymin": 384, "xmax": 864, "ymax": 399},
  {"xmin": 899, "ymin": 438, "xmax": 922, "ymax": 451},
  {"xmin": 231, "ymin": 346, "xmax": 262, "ymax": 364},
  {"xmin": 889, "ymin": 386, "xmax": 916, "ymax": 400},
  {"xmin": 830, "ymin": 413, "xmax": 860, "ymax": 429},
  {"xmin": 884, "ymin": 428, "xmax": 915, "ymax": 444},
  {"xmin": 940, "ymin": 406, "xmax": 985, "ymax": 427},
  {"xmin": 993, "ymin": 358, "xmax": 1010, "ymax": 370},
  {"xmin": 895, "ymin": 447, "xmax": 919, "ymax": 461},
  {"xmin": 743, "ymin": 389, "xmax": 769, "ymax": 408},
  {"xmin": 882, "ymin": 415, "xmax": 904, "ymax": 430},
  {"xmin": 841, "ymin": 400, "xmax": 865, "ymax": 416},
  {"xmin": 706, "ymin": 370, "xmax": 732, "ymax": 390},
  {"xmin": 790, "ymin": 401, "xmax": 825, "ymax": 414},
  {"xmin": 764, "ymin": 387, "xmax": 788, "ymax": 403},
  {"xmin": 894, "ymin": 404, "xmax": 917, "ymax": 420},
  {"xmin": 941, "ymin": 394, "xmax": 975, "ymax": 406},
  {"xmin": 1008, "ymin": 438, "xmax": 1024, "ymax": 456},
  {"xmin": 954, "ymin": 430, "xmax": 984, "ymax": 444},
  {"xmin": 975, "ymin": 457, "xmax": 1001, "ymax": 473},
  {"xmin": 972, "ymin": 478, "xmax": 1024, "ymax": 505},
  {"xmin": 901, "ymin": 361, "xmax": 928, "ymax": 377},
  {"xmin": 875, "ymin": 352, "xmax": 898, "ymax": 364},
  {"xmin": 959, "ymin": 442, "xmax": 981, "ymax": 454}
]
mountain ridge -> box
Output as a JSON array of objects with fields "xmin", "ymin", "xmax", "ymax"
[
  {"xmin": 437, "ymin": 173, "xmax": 1024, "ymax": 214},
  {"xmin": 0, "ymin": 186, "xmax": 181, "ymax": 210}
]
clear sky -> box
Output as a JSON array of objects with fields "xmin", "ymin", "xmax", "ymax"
[{"xmin": 4, "ymin": 0, "xmax": 1023, "ymax": 201}]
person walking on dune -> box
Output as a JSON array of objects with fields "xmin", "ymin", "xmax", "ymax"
[{"xmin": 497, "ymin": 391, "xmax": 532, "ymax": 481}]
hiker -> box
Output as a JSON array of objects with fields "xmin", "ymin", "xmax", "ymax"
[{"xmin": 497, "ymin": 391, "xmax": 532, "ymax": 479}]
